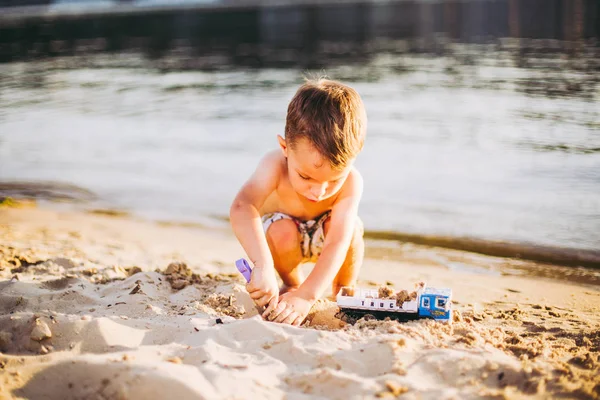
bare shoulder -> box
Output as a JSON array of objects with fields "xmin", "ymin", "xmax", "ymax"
[
  {"xmin": 336, "ymin": 167, "xmax": 364, "ymax": 202},
  {"xmin": 233, "ymin": 149, "xmax": 286, "ymax": 207},
  {"xmin": 252, "ymin": 149, "xmax": 286, "ymax": 183},
  {"xmin": 348, "ymin": 167, "xmax": 364, "ymax": 188},
  {"xmin": 344, "ymin": 167, "xmax": 364, "ymax": 193},
  {"xmin": 262, "ymin": 149, "xmax": 286, "ymax": 170}
]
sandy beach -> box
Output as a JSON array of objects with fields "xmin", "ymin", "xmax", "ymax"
[{"xmin": 1, "ymin": 205, "xmax": 599, "ymax": 399}]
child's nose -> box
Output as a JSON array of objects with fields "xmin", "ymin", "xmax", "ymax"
[{"xmin": 312, "ymin": 183, "xmax": 328, "ymax": 199}]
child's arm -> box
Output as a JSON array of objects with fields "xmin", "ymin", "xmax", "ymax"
[
  {"xmin": 264, "ymin": 170, "xmax": 363, "ymax": 324},
  {"xmin": 298, "ymin": 169, "xmax": 363, "ymax": 300},
  {"xmin": 229, "ymin": 152, "xmax": 281, "ymax": 307}
]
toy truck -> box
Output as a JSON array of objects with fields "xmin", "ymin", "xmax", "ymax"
[{"xmin": 336, "ymin": 284, "xmax": 453, "ymax": 323}]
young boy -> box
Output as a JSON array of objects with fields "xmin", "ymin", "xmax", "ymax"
[{"xmin": 229, "ymin": 78, "xmax": 367, "ymax": 326}]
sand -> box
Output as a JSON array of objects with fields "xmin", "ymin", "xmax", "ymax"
[{"xmin": 1, "ymin": 206, "xmax": 599, "ymax": 399}]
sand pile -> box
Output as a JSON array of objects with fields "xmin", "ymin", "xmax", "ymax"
[
  {"xmin": 2, "ymin": 257, "xmax": 598, "ymax": 399},
  {"xmin": 1, "ymin": 207, "xmax": 599, "ymax": 399}
]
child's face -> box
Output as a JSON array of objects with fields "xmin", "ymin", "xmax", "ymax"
[{"xmin": 278, "ymin": 136, "xmax": 353, "ymax": 203}]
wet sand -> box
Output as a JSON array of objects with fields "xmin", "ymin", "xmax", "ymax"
[{"xmin": 1, "ymin": 206, "xmax": 599, "ymax": 399}]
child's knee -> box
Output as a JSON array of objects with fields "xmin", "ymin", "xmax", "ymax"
[{"xmin": 266, "ymin": 219, "xmax": 301, "ymax": 255}]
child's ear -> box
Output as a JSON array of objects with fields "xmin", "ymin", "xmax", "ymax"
[{"xmin": 277, "ymin": 135, "xmax": 288, "ymax": 158}]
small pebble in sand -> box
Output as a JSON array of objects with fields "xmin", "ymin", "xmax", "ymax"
[
  {"xmin": 83, "ymin": 268, "xmax": 98, "ymax": 276},
  {"xmin": 165, "ymin": 262, "xmax": 185, "ymax": 275},
  {"xmin": 548, "ymin": 311, "xmax": 561, "ymax": 317},
  {"xmin": 392, "ymin": 365, "xmax": 407, "ymax": 376},
  {"xmin": 0, "ymin": 331, "xmax": 13, "ymax": 351},
  {"xmin": 453, "ymin": 310, "xmax": 463, "ymax": 323},
  {"xmin": 167, "ymin": 357, "xmax": 183, "ymax": 364},
  {"xmin": 486, "ymin": 362, "xmax": 499, "ymax": 371},
  {"xmin": 382, "ymin": 381, "xmax": 409, "ymax": 397},
  {"xmin": 30, "ymin": 319, "xmax": 52, "ymax": 341},
  {"xmin": 129, "ymin": 283, "xmax": 142, "ymax": 295},
  {"xmin": 171, "ymin": 279, "xmax": 188, "ymax": 290},
  {"xmin": 126, "ymin": 266, "xmax": 142, "ymax": 276}
]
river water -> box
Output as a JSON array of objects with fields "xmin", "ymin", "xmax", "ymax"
[{"xmin": 1, "ymin": 47, "xmax": 599, "ymax": 255}]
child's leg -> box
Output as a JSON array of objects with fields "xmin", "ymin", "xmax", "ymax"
[
  {"xmin": 265, "ymin": 218, "xmax": 304, "ymax": 293},
  {"xmin": 324, "ymin": 218, "xmax": 365, "ymax": 297}
]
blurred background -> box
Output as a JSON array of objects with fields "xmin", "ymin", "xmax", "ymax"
[{"xmin": 0, "ymin": 0, "xmax": 599, "ymax": 267}]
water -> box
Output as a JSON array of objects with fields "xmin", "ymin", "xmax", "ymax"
[{"xmin": 1, "ymin": 48, "xmax": 599, "ymax": 255}]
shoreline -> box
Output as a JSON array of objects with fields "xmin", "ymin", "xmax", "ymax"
[
  {"xmin": 364, "ymin": 231, "xmax": 600, "ymax": 270},
  {"xmin": 1, "ymin": 188, "xmax": 599, "ymax": 285},
  {"xmin": 1, "ymin": 199, "xmax": 599, "ymax": 290}
]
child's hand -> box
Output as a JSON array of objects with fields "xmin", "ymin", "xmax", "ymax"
[
  {"xmin": 263, "ymin": 292, "xmax": 313, "ymax": 326},
  {"xmin": 246, "ymin": 265, "xmax": 279, "ymax": 308}
]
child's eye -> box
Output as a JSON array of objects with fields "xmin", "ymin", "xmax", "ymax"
[{"xmin": 299, "ymin": 174, "xmax": 310, "ymax": 180}]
